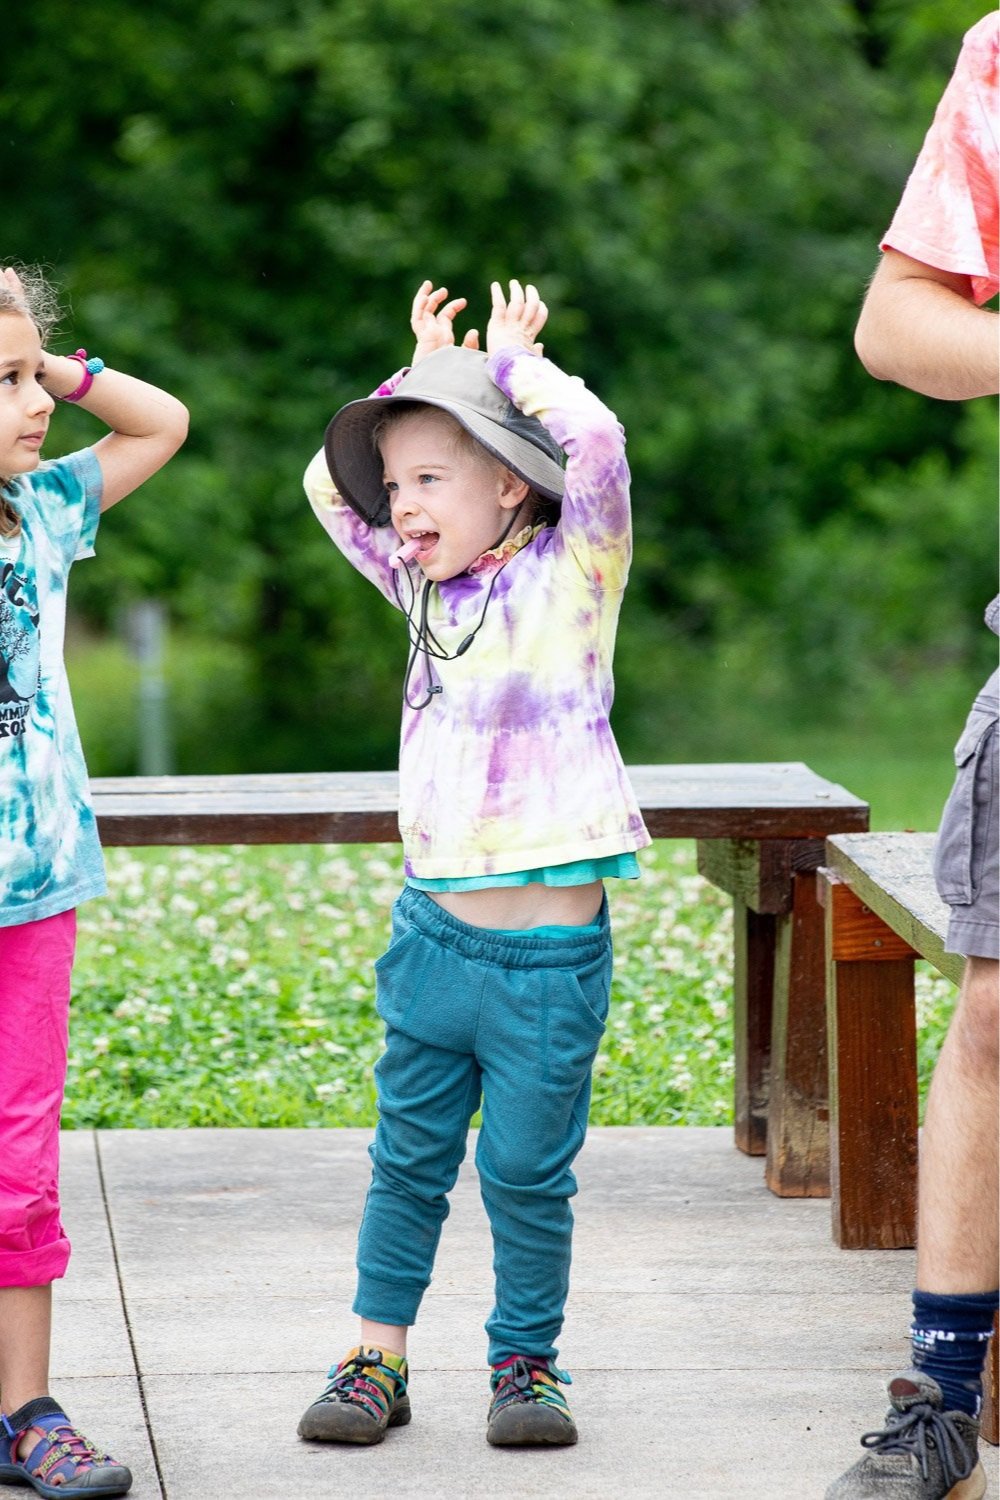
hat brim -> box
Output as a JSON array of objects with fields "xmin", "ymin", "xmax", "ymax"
[{"xmin": 325, "ymin": 393, "xmax": 566, "ymax": 528}]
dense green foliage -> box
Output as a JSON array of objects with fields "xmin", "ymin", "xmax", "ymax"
[
  {"xmin": 67, "ymin": 842, "xmax": 954, "ymax": 1127},
  {"xmin": 5, "ymin": 0, "xmax": 996, "ymax": 784}
]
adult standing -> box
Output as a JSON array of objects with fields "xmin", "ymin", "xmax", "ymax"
[{"xmin": 827, "ymin": 15, "xmax": 998, "ymax": 1500}]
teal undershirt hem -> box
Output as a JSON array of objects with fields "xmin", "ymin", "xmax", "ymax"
[
  {"xmin": 495, "ymin": 921, "xmax": 603, "ymax": 937},
  {"xmin": 406, "ymin": 851, "xmax": 640, "ymax": 894}
]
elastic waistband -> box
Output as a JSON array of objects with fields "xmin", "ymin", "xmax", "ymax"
[{"xmin": 396, "ymin": 884, "xmax": 610, "ymax": 970}]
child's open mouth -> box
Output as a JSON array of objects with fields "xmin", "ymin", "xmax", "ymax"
[
  {"xmin": 390, "ymin": 532, "xmax": 440, "ymax": 569},
  {"xmin": 408, "ymin": 531, "xmax": 439, "ymax": 561}
]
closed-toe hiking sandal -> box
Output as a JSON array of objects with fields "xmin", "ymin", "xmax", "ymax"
[
  {"xmin": 0, "ymin": 1398, "xmax": 132, "ymax": 1497},
  {"xmin": 825, "ymin": 1371, "xmax": 986, "ymax": 1500},
  {"xmin": 297, "ymin": 1346, "xmax": 410, "ymax": 1445},
  {"xmin": 487, "ymin": 1355, "xmax": 578, "ymax": 1447}
]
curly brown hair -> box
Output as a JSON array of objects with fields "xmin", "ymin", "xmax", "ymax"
[{"xmin": 0, "ymin": 264, "xmax": 60, "ymax": 540}]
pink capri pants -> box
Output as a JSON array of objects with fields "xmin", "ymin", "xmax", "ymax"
[{"xmin": 0, "ymin": 909, "xmax": 76, "ymax": 1287}]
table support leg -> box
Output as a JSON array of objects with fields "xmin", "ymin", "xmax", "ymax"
[
  {"xmin": 733, "ymin": 901, "xmax": 775, "ymax": 1157},
  {"xmin": 766, "ymin": 869, "xmax": 831, "ymax": 1197}
]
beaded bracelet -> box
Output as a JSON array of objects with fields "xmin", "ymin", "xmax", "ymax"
[{"xmin": 61, "ymin": 349, "xmax": 105, "ymax": 403}]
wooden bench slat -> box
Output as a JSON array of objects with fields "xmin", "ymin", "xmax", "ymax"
[
  {"xmin": 824, "ymin": 833, "xmax": 963, "ymax": 986},
  {"xmin": 90, "ymin": 763, "xmax": 869, "ymax": 847}
]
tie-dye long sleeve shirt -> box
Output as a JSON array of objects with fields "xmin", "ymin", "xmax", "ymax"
[
  {"xmin": 305, "ymin": 346, "xmax": 650, "ymax": 879},
  {"xmin": 0, "ymin": 449, "xmax": 106, "ymax": 925},
  {"xmin": 882, "ymin": 13, "xmax": 998, "ymax": 304}
]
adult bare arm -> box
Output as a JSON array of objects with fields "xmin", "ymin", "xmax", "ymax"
[
  {"xmin": 854, "ymin": 248, "xmax": 999, "ymax": 401},
  {"xmin": 41, "ymin": 354, "xmax": 189, "ymax": 510}
]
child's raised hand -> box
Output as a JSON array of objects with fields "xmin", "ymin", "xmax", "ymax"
[
  {"xmin": 410, "ymin": 280, "xmax": 480, "ymax": 365},
  {"xmin": 486, "ymin": 280, "xmax": 547, "ymax": 357}
]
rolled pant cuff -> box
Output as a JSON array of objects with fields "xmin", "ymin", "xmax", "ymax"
[
  {"xmin": 488, "ymin": 1337, "xmax": 559, "ymax": 1366},
  {"xmin": 353, "ymin": 1273, "xmax": 425, "ymax": 1328},
  {"xmin": 0, "ymin": 1233, "xmax": 71, "ymax": 1288},
  {"xmin": 945, "ymin": 916, "xmax": 1000, "ymax": 960}
]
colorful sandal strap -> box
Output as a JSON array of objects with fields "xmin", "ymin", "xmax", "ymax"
[
  {"xmin": 490, "ymin": 1355, "xmax": 573, "ymax": 1416},
  {"xmin": 320, "ymin": 1347, "xmax": 408, "ymax": 1423}
]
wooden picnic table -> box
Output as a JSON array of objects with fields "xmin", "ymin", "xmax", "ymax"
[{"xmin": 90, "ymin": 762, "xmax": 870, "ymax": 1199}]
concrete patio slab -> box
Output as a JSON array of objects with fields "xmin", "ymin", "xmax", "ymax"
[{"xmin": 11, "ymin": 1127, "xmax": 994, "ymax": 1500}]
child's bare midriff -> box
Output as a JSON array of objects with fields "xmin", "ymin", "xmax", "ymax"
[{"xmin": 426, "ymin": 878, "xmax": 603, "ymax": 930}]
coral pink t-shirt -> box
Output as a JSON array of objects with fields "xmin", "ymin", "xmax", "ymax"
[{"xmin": 882, "ymin": 13, "xmax": 999, "ymax": 305}]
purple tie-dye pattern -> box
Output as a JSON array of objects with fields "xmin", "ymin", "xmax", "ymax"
[{"xmin": 304, "ymin": 346, "xmax": 651, "ymax": 878}]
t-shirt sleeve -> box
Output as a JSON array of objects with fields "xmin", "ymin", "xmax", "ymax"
[
  {"xmin": 26, "ymin": 448, "xmax": 104, "ymax": 568},
  {"xmin": 881, "ymin": 15, "xmax": 999, "ymax": 305}
]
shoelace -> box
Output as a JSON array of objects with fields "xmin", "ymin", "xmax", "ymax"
[
  {"xmin": 490, "ymin": 1356, "xmax": 572, "ymax": 1416},
  {"xmin": 860, "ymin": 1401, "xmax": 975, "ymax": 1484},
  {"xmin": 321, "ymin": 1350, "xmax": 406, "ymax": 1421}
]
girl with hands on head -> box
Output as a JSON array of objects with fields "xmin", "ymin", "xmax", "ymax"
[
  {"xmin": 0, "ymin": 264, "xmax": 186, "ymax": 1500},
  {"xmin": 301, "ymin": 278, "xmax": 647, "ymax": 1453}
]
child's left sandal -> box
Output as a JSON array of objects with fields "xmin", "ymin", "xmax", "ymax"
[{"xmin": 0, "ymin": 1398, "xmax": 132, "ymax": 1497}]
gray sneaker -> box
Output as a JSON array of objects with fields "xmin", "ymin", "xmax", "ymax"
[{"xmin": 825, "ymin": 1371, "xmax": 986, "ymax": 1499}]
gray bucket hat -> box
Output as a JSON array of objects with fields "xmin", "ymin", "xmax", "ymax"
[{"xmin": 324, "ymin": 347, "xmax": 566, "ymax": 527}]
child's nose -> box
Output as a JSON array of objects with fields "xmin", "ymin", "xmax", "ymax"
[
  {"xmin": 391, "ymin": 488, "xmax": 418, "ymax": 518},
  {"xmin": 29, "ymin": 383, "xmax": 55, "ymax": 418}
]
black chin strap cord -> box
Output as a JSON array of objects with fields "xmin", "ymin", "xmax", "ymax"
[{"xmin": 392, "ymin": 509, "xmax": 525, "ymax": 712}]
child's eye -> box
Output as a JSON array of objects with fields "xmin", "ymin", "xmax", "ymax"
[
  {"xmin": 418, "ymin": 473, "xmax": 438, "ymax": 485},
  {"xmin": 0, "ymin": 372, "xmax": 16, "ymax": 387},
  {"xmin": 384, "ymin": 481, "xmax": 398, "ymax": 493}
]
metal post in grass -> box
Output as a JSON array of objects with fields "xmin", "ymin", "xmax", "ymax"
[{"xmin": 125, "ymin": 600, "xmax": 172, "ymax": 776}]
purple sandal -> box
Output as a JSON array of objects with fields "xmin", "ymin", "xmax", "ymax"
[{"xmin": 0, "ymin": 1397, "xmax": 132, "ymax": 1497}]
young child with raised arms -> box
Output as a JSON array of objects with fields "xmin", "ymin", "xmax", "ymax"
[
  {"xmin": 299, "ymin": 279, "xmax": 649, "ymax": 1448},
  {"xmin": 0, "ymin": 265, "xmax": 187, "ymax": 1498}
]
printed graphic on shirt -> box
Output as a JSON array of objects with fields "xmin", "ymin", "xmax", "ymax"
[{"xmin": 0, "ymin": 557, "xmax": 40, "ymax": 736}]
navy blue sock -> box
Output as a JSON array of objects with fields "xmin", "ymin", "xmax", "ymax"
[{"xmin": 911, "ymin": 1288, "xmax": 999, "ymax": 1417}]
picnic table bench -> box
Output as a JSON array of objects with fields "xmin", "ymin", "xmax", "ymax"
[
  {"xmin": 91, "ymin": 761, "xmax": 869, "ymax": 1199},
  {"xmin": 819, "ymin": 831, "xmax": 998, "ymax": 1445}
]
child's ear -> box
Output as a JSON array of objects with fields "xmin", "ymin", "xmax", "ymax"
[{"xmin": 498, "ymin": 470, "xmax": 530, "ymax": 509}]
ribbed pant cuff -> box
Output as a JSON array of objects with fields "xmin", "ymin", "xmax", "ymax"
[{"xmin": 353, "ymin": 1273, "xmax": 425, "ymax": 1328}]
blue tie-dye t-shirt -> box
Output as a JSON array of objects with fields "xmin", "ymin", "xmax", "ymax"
[{"xmin": 0, "ymin": 448, "xmax": 106, "ymax": 926}]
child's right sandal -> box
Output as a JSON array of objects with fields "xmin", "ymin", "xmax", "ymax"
[
  {"xmin": 297, "ymin": 1345, "xmax": 410, "ymax": 1445},
  {"xmin": 487, "ymin": 1355, "xmax": 578, "ymax": 1446}
]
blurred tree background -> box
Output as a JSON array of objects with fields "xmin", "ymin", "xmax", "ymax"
[{"xmin": 4, "ymin": 0, "xmax": 996, "ymax": 826}]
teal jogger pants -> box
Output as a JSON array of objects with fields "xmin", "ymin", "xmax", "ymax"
[{"xmin": 354, "ymin": 884, "xmax": 612, "ymax": 1364}]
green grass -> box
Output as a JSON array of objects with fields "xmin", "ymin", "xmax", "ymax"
[{"xmin": 66, "ymin": 841, "xmax": 955, "ymax": 1130}]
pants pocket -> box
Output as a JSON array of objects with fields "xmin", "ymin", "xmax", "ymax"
[
  {"xmin": 540, "ymin": 963, "xmax": 610, "ymax": 1090},
  {"xmin": 933, "ymin": 705, "xmax": 998, "ymax": 906}
]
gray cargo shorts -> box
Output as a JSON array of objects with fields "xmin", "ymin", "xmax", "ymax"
[{"xmin": 932, "ymin": 668, "xmax": 999, "ymax": 960}]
